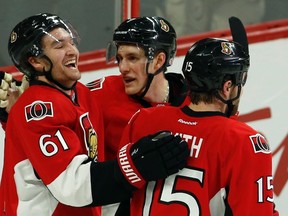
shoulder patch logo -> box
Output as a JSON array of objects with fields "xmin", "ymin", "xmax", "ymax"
[
  {"xmin": 249, "ymin": 133, "xmax": 271, "ymax": 154},
  {"xmin": 86, "ymin": 77, "xmax": 105, "ymax": 91},
  {"xmin": 25, "ymin": 100, "xmax": 53, "ymax": 122}
]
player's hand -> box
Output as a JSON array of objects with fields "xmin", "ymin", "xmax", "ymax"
[
  {"xmin": 6, "ymin": 75, "xmax": 29, "ymax": 113},
  {"xmin": 116, "ymin": 131, "xmax": 189, "ymax": 189},
  {"xmin": 11, "ymin": 75, "xmax": 29, "ymax": 94},
  {"xmin": 0, "ymin": 71, "xmax": 12, "ymax": 108},
  {"xmin": 0, "ymin": 71, "xmax": 29, "ymax": 122}
]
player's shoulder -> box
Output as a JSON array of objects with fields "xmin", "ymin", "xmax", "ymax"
[
  {"xmin": 228, "ymin": 118, "xmax": 256, "ymax": 134},
  {"xmin": 20, "ymin": 84, "xmax": 60, "ymax": 100},
  {"xmin": 226, "ymin": 118, "xmax": 271, "ymax": 153},
  {"xmin": 221, "ymin": 117, "xmax": 255, "ymax": 139},
  {"xmin": 144, "ymin": 104, "xmax": 178, "ymax": 111},
  {"xmin": 104, "ymin": 74, "xmax": 122, "ymax": 82},
  {"xmin": 15, "ymin": 84, "xmax": 72, "ymax": 112},
  {"xmin": 76, "ymin": 81, "xmax": 89, "ymax": 90},
  {"xmin": 136, "ymin": 105, "xmax": 179, "ymax": 119},
  {"xmin": 86, "ymin": 75, "xmax": 122, "ymax": 91}
]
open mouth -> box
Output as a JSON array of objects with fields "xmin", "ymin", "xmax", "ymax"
[
  {"xmin": 65, "ymin": 59, "xmax": 77, "ymax": 69},
  {"xmin": 123, "ymin": 77, "xmax": 135, "ymax": 84}
]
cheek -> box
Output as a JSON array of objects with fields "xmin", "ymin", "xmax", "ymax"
[
  {"xmin": 232, "ymin": 86, "xmax": 239, "ymax": 97},
  {"xmin": 137, "ymin": 68, "xmax": 148, "ymax": 84},
  {"xmin": 53, "ymin": 51, "xmax": 65, "ymax": 61},
  {"xmin": 44, "ymin": 50, "xmax": 62, "ymax": 64},
  {"xmin": 131, "ymin": 62, "xmax": 145, "ymax": 76}
]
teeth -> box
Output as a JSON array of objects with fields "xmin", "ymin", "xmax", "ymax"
[{"xmin": 65, "ymin": 60, "xmax": 76, "ymax": 66}]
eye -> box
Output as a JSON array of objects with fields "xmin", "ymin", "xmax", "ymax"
[
  {"xmin": 116, "ymin": 55, "xmax": 122, "ymax": 64},
  {"xmin": 55, "ymin": 42, "xmax": 64, "ymax": 49},
  {"xmin": 128, "ymin": 56, "xmax": 137, "ymax": 61},
  {"xmin": 71, "ymin": 37, "xmax": 78, "ymax": 46}
]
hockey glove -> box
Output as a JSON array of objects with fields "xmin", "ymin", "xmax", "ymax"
[
  {"xmin": 116, "ymin": 131, "xmax": 189, "ymax": 189},
  {"xmin": 0, "ymin": 71, "xmax": 12, "ymax": 106},
  {"xmin": 0, "ymin": 71, "xmax": 29, "ymax": 122}
]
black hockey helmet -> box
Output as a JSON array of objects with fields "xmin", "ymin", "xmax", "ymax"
[
  {"xmin": 107, "ymin": 16, "xmax": 177, "ymax": 67},
  {"xmin": 182, "ymin": 38, "xmax": 250, "ymax": 93},
  {"xmin": 8, "ymin": 13, "xmax": 79, "ymax": 78}
]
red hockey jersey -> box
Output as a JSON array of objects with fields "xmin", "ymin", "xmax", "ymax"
[
  {"xmin": 120, "ymin": 105, "xmax": 275, "ymax": 216},
  {"xmin": 87, "ymin": 74, "xmax": 189, "ymax": 161},
  {"xmin": 0, "ymin": 82, "xmax": 103, "ymax": 216}
]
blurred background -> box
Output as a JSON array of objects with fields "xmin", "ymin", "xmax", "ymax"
[{"xmin": 0, "ymin": 0, "xmax": 288, "ymax": 67}]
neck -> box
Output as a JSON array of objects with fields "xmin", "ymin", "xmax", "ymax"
[
  {"xmin": 143, "ymin": 73, "xmax": 169, "ymax": 103},
  {"xmin": 163, "ymin": 82, "xmax": 170, "ymax": 103},
  {"xmin": 188, "ymin": 101, "xmax": 225, "ymax": 113},
  {"xmin": 37, "ymin": 76, "xmax": 73, "ymax": 95}
]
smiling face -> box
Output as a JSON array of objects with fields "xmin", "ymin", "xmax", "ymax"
[
  {"xmin": 33, "ymin": 27, "xmax": 80, "ymax": 89},
  {"xmin": 116, "ymin": 44, "xmax": 150, "ymax": 95}
]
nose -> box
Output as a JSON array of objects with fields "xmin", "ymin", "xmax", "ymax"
[
  {"xmin": 118, "ymin": 59, "xmax": 129, "ymax": 74},
  {"xmin": 66, "ymin": 43, "xmax": 79, "ymax": 56}
]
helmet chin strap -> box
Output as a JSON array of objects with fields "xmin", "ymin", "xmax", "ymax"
[
  {"xmin": 214, "ymin": 85, "xmax": 242, "ymax": 117},
  {"xmin": 225, "ymin": 100, "xmax": 235, "ymax": 118},
  {"xmin": 137, "ymin": 61, "xmax": 164, "ymax": 99},
  {"xmin": 42, "ymin": 55, "xmax": 77, "ymax": 91}
]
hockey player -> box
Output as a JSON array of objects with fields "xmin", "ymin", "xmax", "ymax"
[
  {"xmin": 118, "ymin": 37, "xmax": 279, "ymax": 215},
  {"xmin": 88, "ymin": 16, "xmax": 189, "ymax": 162},
  {"xmin": 0, "ymin": 13, "xmax": 189, "ymax": 216},
  {"xmin": 86, "ymin": 16, "xmax": 189, "ymax": 215}
]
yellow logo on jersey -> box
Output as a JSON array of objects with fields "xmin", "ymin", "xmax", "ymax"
[{"xmin": 80, "ymin": 113, "xmax": 98, "ymax": 160}]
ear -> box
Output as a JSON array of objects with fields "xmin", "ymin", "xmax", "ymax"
[
  {"xmin": 221, "ymin": 80, "xmax": 234, "ymax": 99},
  {"xmin": 28, "ymin": 56, "xmax": 45, "ymax": 71},
  {"xmin": 153, "ymin": 52, "xmax": 166, "ymax": 70}
]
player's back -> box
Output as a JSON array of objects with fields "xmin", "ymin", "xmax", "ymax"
[{"xmin": 123, "ymin": 105, "xmax": 273, "ymax": 216}]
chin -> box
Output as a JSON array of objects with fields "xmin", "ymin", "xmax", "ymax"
[
  {"xmin": 124, "ymin": 86, "xmax": 135, "ymax": 95},
  {"xmin": 125, "ymin": 90, "xmax": 134, "ymax": 96},
  {"xmin": 72, "ymin": 72, "xmax": 81, "ymax": 81}
]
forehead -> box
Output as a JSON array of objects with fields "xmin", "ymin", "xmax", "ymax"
[
  {"xmin": 42, "ymin": 27, "xmax": 71, "ymax": 43},
  {"xmin": 117, "ymin": 44, "xmax": 144, "ymax": 55}
]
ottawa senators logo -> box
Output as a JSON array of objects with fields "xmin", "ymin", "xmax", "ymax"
[
  {"xmin": 221, "ymin": 42, "xmax": 234, "ymax": 55},
  {"xmin": 10, "ymin": 31, "xmax": 17, "ymax": 43},
  {"xmin": 250, "ymin": 133, "xmax": 271, "ymax": 154},
  {"xmin": 160, "ymin": 19, "xmax": 169, "ymax": 32},
  {"xmin": 80, "ymin": 113, "xmax": 98, "ymax": 160},
  {"xmin": 25, "ymin": 100, "xmax": 53, "ymax": 122}
]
